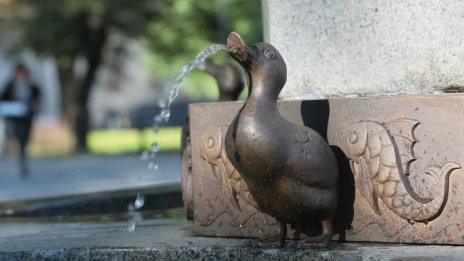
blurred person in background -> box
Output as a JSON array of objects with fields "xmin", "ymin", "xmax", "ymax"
[{"xmin": 0, "ymin": 63, "xmax": 41, "ymax": 178}]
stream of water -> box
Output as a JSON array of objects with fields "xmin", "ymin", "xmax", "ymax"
[{"xmin": 127, "ymin": 43, "xmax": 227, "ymax": 232}]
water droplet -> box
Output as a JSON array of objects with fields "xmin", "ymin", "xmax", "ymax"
[
  {"xmin": 154, "ymin": 115, "xmax": 163, "ymax": 123},
  {"xmin": 140, "ymin": 151, "xmax": 149, "ymax": 161},
  {"xmin": 148, "ymin": 161, "xmax": 159, "ymax": 171},
  {"xmin": 128, "ymin": 221, "xmax": 136, "ymax": 232},
  {"xmin": 127, "ymin": 203, "xmax": 135, "ymax": 212},
  {"xmin": 160, "ymin": 108, "xmax": 171, "ymax": 122},
  {"xmin": 157, "ymin": 99, "xmax": 167, "ymax": 108},
  {"xmin": 149, "ymin": 152, "xmax": 157, "ymax": 160},
  {"xmin": 151, "ymin": 143, "xmax": 160, "ymax": 153},
  {"xmin": 134, "ymin": 193, "xmax": 145, "ymax": 209}
]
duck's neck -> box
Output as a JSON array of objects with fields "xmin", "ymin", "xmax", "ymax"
[{"xmin": 243, "ymin": 72, "xmax": 280, "ymax": 115}]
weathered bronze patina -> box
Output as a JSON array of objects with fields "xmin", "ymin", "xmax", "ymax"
[{"xmin": 223, "ymin": 32, "xmax": 339, "ymax": 247}]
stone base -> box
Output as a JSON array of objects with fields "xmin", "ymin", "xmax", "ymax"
[
  {"xmin": 2, "ymin": 219, "xmax": 464, "ymax": 260},
  {"xmin": 185, "ymin": 94, "xmax": 464, "ymax": 244}
]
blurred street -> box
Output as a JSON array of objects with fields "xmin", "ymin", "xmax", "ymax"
[{"xmin": 0, "ymin": 152, "xmax": 181, "ymax": 203}]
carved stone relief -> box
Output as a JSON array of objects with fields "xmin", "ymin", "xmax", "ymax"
[
  {"xmin": 198, "ymin": 125, "xmax": 258, "ymax": 211},
  {"xmin": 188, "ymin": 97, "xmax": 464, "ymax": 244},
  {"xmin": 337, "ymin": 119, "xmax": 460, "ymax": 222},
  {"xmin": 193, "ymin": 124, "xmax": 279, "ymax": 238}
]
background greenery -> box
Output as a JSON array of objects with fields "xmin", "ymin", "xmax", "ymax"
[{"xmin": 3, "ymin": 0, "xmax": 263, "ymax": 155}]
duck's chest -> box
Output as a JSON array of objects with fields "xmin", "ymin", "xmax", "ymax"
[{"xmin": 230, "ymin": 106, "xmax": 287, "ymax": 174}]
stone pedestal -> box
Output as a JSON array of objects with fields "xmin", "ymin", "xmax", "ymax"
[
  {"xmin": 186, "ymin": 95, "xmax": 464, "ymax": 244},
  {"xmin": 181, "ymin": 0, "xmax": 464, "ymax": 245}
]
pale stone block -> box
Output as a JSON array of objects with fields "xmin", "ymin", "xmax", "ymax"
[{"xmin": 263, "ymin": 0, "xmax": 464, "ymax": 98}]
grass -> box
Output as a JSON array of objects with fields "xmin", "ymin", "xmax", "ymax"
[{"xmin": 87, "ymin": 126, "xmax": 182, "ymax": 154}]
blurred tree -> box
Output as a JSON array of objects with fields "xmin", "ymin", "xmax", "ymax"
[
  {"xmin": 13, "ymin": 0, "xmax": 160, "ymax": 151},
  {"xmin": 10, "ymin": 0, "xmax": 262, "ymax": 151},
  {"xmin": 144, "ymin": 0, "xmax": 263, "ymax": 98}
]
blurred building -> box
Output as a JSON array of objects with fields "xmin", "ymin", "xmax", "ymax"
[{"xmin": 89, "ymin": 34, "xmax": 158, "ymax": 128}]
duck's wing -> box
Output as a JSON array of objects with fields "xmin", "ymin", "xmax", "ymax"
[
  {"xmin": 291, "ymin": 127, "xmax": 337, "ymax": 183},
  {"xmin": 292, "ymin": 127, "xmax": 326, "ymax": 164}
]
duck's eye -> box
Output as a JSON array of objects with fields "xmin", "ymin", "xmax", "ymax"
[
  {"xmin": 349, "ymin": 132, "xmax": 358, "ymax": 144},
  {"xmin": 264, "ymin": 49, "xmax": 276, "ymax": 60}
]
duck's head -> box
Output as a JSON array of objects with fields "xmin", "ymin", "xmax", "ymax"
[{"xmin": 226, "ymin": 32, "xmax": 287, "ymax": 97}]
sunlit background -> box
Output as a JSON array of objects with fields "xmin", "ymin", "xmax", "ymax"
[
  {"xmin": 0, "ymin": 0, "xmax": 262, "ymax": 218},
  {"xmin": 0, "ymin": 0, "xmax": 262, "ymax": 155}
]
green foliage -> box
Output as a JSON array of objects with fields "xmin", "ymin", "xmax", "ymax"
[
  {"xmin": 87, "ymin": 127, "xmax": 182, "ymax": 154},
  {"xmin": 15, "ymin": 0, "xmax": 159, "ymax": 60}
]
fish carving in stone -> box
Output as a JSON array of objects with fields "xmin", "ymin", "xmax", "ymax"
[
  {"xmin": 337, "ymin": 118, "xmax": 460, "ymax": 222},
  {"xmin": 198, "ymin": 125, "xmax": 258, "ymax": 211}
]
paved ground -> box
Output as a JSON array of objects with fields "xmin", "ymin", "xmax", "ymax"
[
  {"xmin": 1, "ymin": 218, "xmax": 464, "ymax": 260},
  {"xmin": 0, "ymin": 152, "xmax": 181, "ymax": 202}
]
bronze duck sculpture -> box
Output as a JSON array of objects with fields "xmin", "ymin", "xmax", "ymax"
[
  {"xmin": 203, "ymin": 58, "xmax": 244, "ymax": 101},
  {"xmin": 224, "ymin": 32, "xmax": 338, "ymax": 247}
]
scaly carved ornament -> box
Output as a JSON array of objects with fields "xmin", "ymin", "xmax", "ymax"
[
  {"xmin": 198, "ymin": 125, "xmax": 258, "ymax": 211},
  {"xmin": 337, "ymin": 118, "xmax": 460, "ymax": 222}
]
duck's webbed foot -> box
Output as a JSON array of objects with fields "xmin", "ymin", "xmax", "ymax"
[{"xmin": 298, "ymin": 218, "xmax": 333, "ymax": 248}]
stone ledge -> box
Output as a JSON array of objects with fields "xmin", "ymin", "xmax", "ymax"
[
  {"xmin": 1, "ymin": 218, "xmax": 464, "ymax": 260},
  {"xmin": 2, "ymin": 242, "xmax": 464, "ymax": 261}
]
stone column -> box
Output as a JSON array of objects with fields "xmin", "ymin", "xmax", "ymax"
[{"xmin": 263, "ymin": 0, "xmax": 464, "ymax": 98}]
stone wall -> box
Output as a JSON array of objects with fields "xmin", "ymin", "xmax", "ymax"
[{"xmin": 263, "ymin": 0, "xmax": 464, "ymax": 98}]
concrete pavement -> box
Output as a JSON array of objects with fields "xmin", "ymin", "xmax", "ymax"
[{"xmin": 0, "ymin": 152, "xmax": 181, "ymax": 203}]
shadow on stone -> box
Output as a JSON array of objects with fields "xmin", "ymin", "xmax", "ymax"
[
  {"xmin": 300, "ymin": 100, "xmax": 329, "ymax": 143},
  {"xmin": 300, "ymin": 100, "xmax": 355, "ymax": 240}
]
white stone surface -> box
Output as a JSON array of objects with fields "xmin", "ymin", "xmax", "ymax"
[{"xmin": 263, "ymin": 0, "xmax": 464, "ymax": 98}]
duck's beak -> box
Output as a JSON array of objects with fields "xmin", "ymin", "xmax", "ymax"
[{"xmin": 227, "ymin": 32, "xmax": 257, "ymax": 68}]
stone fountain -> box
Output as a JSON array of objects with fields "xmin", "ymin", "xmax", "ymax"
[{"xmin": 183, "ymin": 0, "xmax": 464, "ymax": 245}]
